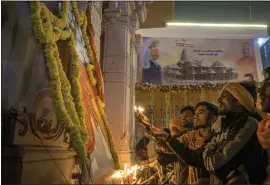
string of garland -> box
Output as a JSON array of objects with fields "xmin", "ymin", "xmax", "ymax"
[
  {"xmin": 136, "ymin": 82, "xmax": 263, "ymax": 92},
  {"xmin": 164, "ymin": 92, "xmax": 171, "ymax": 127},
  {"xmin": 85, "ymin": 6, "xmax": 105, "ymax": 101},
  {"xmin": 30, "ymin": 1, "xmax": 87, "ymax": 164},
  {"xmin": 71, "ymin": 2, "xmax": 120, "ymax": 169},
  {"xmin": 86, "ymin": 64, "xmax": 97, "ymax": 86},
  {"xmin": 68, "ymin": 34, "xmax": 88, "ymax": 141},
  {"xmin": 96, "ymin": 96, "xmax": 120, "ymax": 169},
  {"xmin": 136, "ymin": 82, "xmax": 227, "ymax": 92}
]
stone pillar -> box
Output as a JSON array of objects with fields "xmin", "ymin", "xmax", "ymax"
[
  {"xmin": 254, "ymin": 38, "xmax": 264, "ymax": 81},
  {"xmin": 102, "ymin": 1, "xmax": 147, "ymax": 167}
]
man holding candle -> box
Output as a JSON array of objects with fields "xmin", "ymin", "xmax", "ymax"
[
  {"xmin": 149, "ymin": 82, "xmax": 268, "ymax": 184},
  {"xmin": 257, "ymin": 67, "xmax": 270, "ymax": 184},
  {"xmin": 157, "ymin": 102, "xmax": 218, "ymax": 185}
]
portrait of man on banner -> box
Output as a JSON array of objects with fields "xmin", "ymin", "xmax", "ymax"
[
  {"xmin": 138, "ymin": 37, "xmax": 259, "ymax": 85},
  {"xmin": 142, "ymin": 40, "xmax": 163, "ymax": 85},
  {"xmin": 235, "ymin": 42, "xmax": 257, "ymax": 81}
]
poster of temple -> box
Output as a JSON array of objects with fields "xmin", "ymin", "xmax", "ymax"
[{"xmin": 138, "ymin": 37, "xmax": 258, "ymax": 85}]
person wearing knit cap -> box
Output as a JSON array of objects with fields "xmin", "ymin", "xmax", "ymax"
[
  {"xmin": 149, "ymin": 82, "xmax": 268, "ymax": 184},
  {"xmin": 257, "ymin": 70, "xmax": 270, "ymax": 184}
]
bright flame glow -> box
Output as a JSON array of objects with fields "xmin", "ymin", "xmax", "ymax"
[
  {"xmin": 138, "ymin": 106, "xmax": 144, "ymax": 112},
  {"xmin": 111, "ymin": 163, "xmax": 143, "ymax": 183},
  {"xmin": 166, "ymin": 22, "xmax": 268, "ymax": 28},
  {"xmin": 112, "ymin": 171, "xmax": 122, "ymax": 178},
  {"xmin": 134, "ymin": 106, "xmax": 144, "ymax": 112}
]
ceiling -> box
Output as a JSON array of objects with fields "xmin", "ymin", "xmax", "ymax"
[{"xmin": 174, "ymin": 2, "xmax": 270, "ymax": 24}]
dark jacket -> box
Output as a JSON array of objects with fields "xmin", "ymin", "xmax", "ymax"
[
  {"xmin": 143, "ymin": 60, "xmax": 162, "ymax": 85},
  {"xmin": 166, "ymin": 112, "xmax": 268, "ymax": 184}
]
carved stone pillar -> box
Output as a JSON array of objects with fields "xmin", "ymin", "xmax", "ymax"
[
  {"xmin": 102, "ymin": 1, "xmax": 147, "ymax": 167},
  {"xmin": 102, "ymin": 2, "xmax": 132, "ymax": 167},
  {"xmin": 254, "ymin": 39, "xmax": 264, "ymax": 81}
]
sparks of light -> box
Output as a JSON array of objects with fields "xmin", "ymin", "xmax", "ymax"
[
  {"xmin": 134, "ymin": 106, "xmax": 144, "ymax": 112},
  {"xmin": 112, "ymin": 171, "xmax": 122, "ymax": 178},
  {"xmin": 138, "ymin": 106, "xmax": 144, "ymax": 112}
]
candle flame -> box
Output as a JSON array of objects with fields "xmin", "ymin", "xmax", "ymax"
[
  {"xmin": 138, "ymin": 106, "xmax": 144, "ymax": 112},
  {"xmin": 134, "ymin": 106, "xmax": 144, "ymax": 112},
  {"xmin": 112, "ymin": 171, "xmax": 122, "ymax": 178},
  {"xmin": 111, "ymin": 164, "xmax": 143, "ymax": 182}
]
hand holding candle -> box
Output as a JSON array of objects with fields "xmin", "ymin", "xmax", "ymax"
[{"xmin": 134, "ymin": 106, "xmax": 151, "ymax": 127}]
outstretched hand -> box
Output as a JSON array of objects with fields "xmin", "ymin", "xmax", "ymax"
[
  {"xmin": 134, "ymin": 109, "xmax": 169, "ymax": 141},
  {"xmin": 257, "ymin": 118, "xmax": 270, "ymax": 149}
]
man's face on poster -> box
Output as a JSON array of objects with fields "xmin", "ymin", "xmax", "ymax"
[{"xmin": 242, "ymin": 43, "xmax": 252, "ymax": 58}]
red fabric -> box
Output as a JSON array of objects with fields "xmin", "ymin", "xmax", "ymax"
[{"xmin": 79, "ymin": 64, "xmax": 96, "ymax": 154}]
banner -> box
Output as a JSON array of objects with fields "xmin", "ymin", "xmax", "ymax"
[{"xmin": 138, "ymin": 37, "xmax": 257, "ymax": 85}]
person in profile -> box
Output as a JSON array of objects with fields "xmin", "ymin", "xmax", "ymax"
[
  {"xmin": 142, "ymin": 40, "xmax": 162, "ymax": 85},
  {"xmin": 235, "ymin": 43, "xmax": 257, "ymax": 81}
]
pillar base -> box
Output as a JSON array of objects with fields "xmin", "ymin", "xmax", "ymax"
[{"xmin": 116, "ymin": 150, "xmax": 136, "ymax": 168}]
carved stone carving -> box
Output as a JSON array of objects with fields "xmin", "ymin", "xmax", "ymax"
[
  {"xmin": 31, "ymin": 89, "xmax": 64, "ymax": 141},
  {"xmin": 16, "ymin": 112, "xmax": 29, "ymax": 137}
]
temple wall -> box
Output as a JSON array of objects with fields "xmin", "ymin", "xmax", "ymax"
[
  {"xmin": 1, "ymin": 2, "xmax": 76, "ymax": 184},
  {"xmin": 1, "ymin": 1, "xmax": 116, "ymax": 184},
  {"xmin": 102, "ymin": 1, "xmax": 147, "ymax": 167}
]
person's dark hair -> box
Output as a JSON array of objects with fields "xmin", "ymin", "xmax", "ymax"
[
  {"xmin": 239, "ymin": 82, "xmax": 263, "ymax": 121},
  {"xmin": 180, "ymin": 106, "xmax": 195, "ymax": 115},
  {"xmin": 163, "ymin": 128, "xmax": 171, "ymax": 134},
  {"xmin": 195, "ymin": 101, "xmax": 218, "ymax": 117},
  {"xmin": 264, "ymin": 67, "xmax": 270, "ymax": 78},
  {"xmin": 244, "ymin": 73, "xmax": 254, "ymax": 80},
  {"xmin": 240, "ymin": 81, "xmax": 257, "ymax": 103}
]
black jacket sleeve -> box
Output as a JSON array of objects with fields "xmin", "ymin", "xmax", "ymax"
[{"xmin": 166, "ymin": 135, "xmax": 205, "ymax": 168}]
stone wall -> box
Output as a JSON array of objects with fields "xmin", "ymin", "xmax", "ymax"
[{"xmin": 102, "ymin": 1, "xmax": 146, "ymax": 167}]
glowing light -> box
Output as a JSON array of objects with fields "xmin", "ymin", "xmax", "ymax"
[
  {"xmin": 166, "ymin": 22, "xmax": 267, "ymax": 28},
  {"xmin": 134, "ymin": 106, "xmax": 144, "ymax": 112},
  {"xmin": 112, "ymin": 171, "xmax": 122, "ymax": 178},
  {"xmin": 258, "ymin": 38, "xmax": 269, "ymax": 47},
  {"xmin": 138, "ymin": 106, "xmax": 144, "ymax": 112},
  {"xmin": 111, "ymin": 164, "xmax": 143, "ymax": 183}
]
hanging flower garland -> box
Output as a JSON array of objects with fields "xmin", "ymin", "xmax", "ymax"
[
  {"xmin": 85, "ymin": 6, "xmax": 105, "ymax": 102},
  {"xmin": 96, "ymin": 96, "xmax": 120, "ymax": 169},
  {"xmin": 136, "ymin": 82, "xmax": 262, "ymax": 93},
  {"xmin": 30, "ymin": 1, "xmax": 88, "ymax": 164},
  {"xmin": 86, "ymin": 64, "xmax": 97, "ymax": 86},
  {"xmin": 71, "ymin": 2, "xmax": 119, "ymax": 169},
  {"xmin": 135, "ymin": 82, "xmax": 228, "ymax": 92},
  {"xmin": 68, "ymin": 34, "xmax": 88, "ymax": 141}
]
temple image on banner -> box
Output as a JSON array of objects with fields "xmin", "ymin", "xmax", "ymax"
[{"xmin": 139, "ymin": 37, "xmax": 258, "ymax": 85}]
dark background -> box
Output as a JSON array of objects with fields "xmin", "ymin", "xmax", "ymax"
[{"xmin": 174, "ymin": 2, "xmax": 270, "ymax": 24}]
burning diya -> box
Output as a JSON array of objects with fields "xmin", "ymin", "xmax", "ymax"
[{"xmin": 111, "ymin": 164, "xmax": 144, "ymax": 184}]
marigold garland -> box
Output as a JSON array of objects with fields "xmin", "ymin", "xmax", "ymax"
[
  {"xmin": 136, "ymin": 82, "xmax": 263, "ymax": 93},
  {"xmin": 30, "ymin": 1, "xmax": 87, "ymax": 164},
  {"xmin": 68, "ymin": 34, "xmax": 88, "ymax": 141},
  {"xmin": 85, "ymin": 6, "xmax": 105, "ymax": 101},
  {"xmin": 135, "ymin": 82, "xmax": 227, "ymax": 92},
  {"xmin": 96, "ymin": 96, "xmax": 120, "ymax": 169},
  {"xmin": 30, "ymin": 1, "xmax": 120, "ymax": 168},
  {"xmin": 86, "ymin": 64, "xmax": 97, "ymax": 86},
  {"xmin": 71, "ymin": 2, "xmax": 120, "ymax": 169}
]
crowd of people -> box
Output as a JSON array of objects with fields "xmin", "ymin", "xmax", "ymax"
[{"xmin": 135, "ymin": 67, "xmax": 270, "ymax": 184}]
